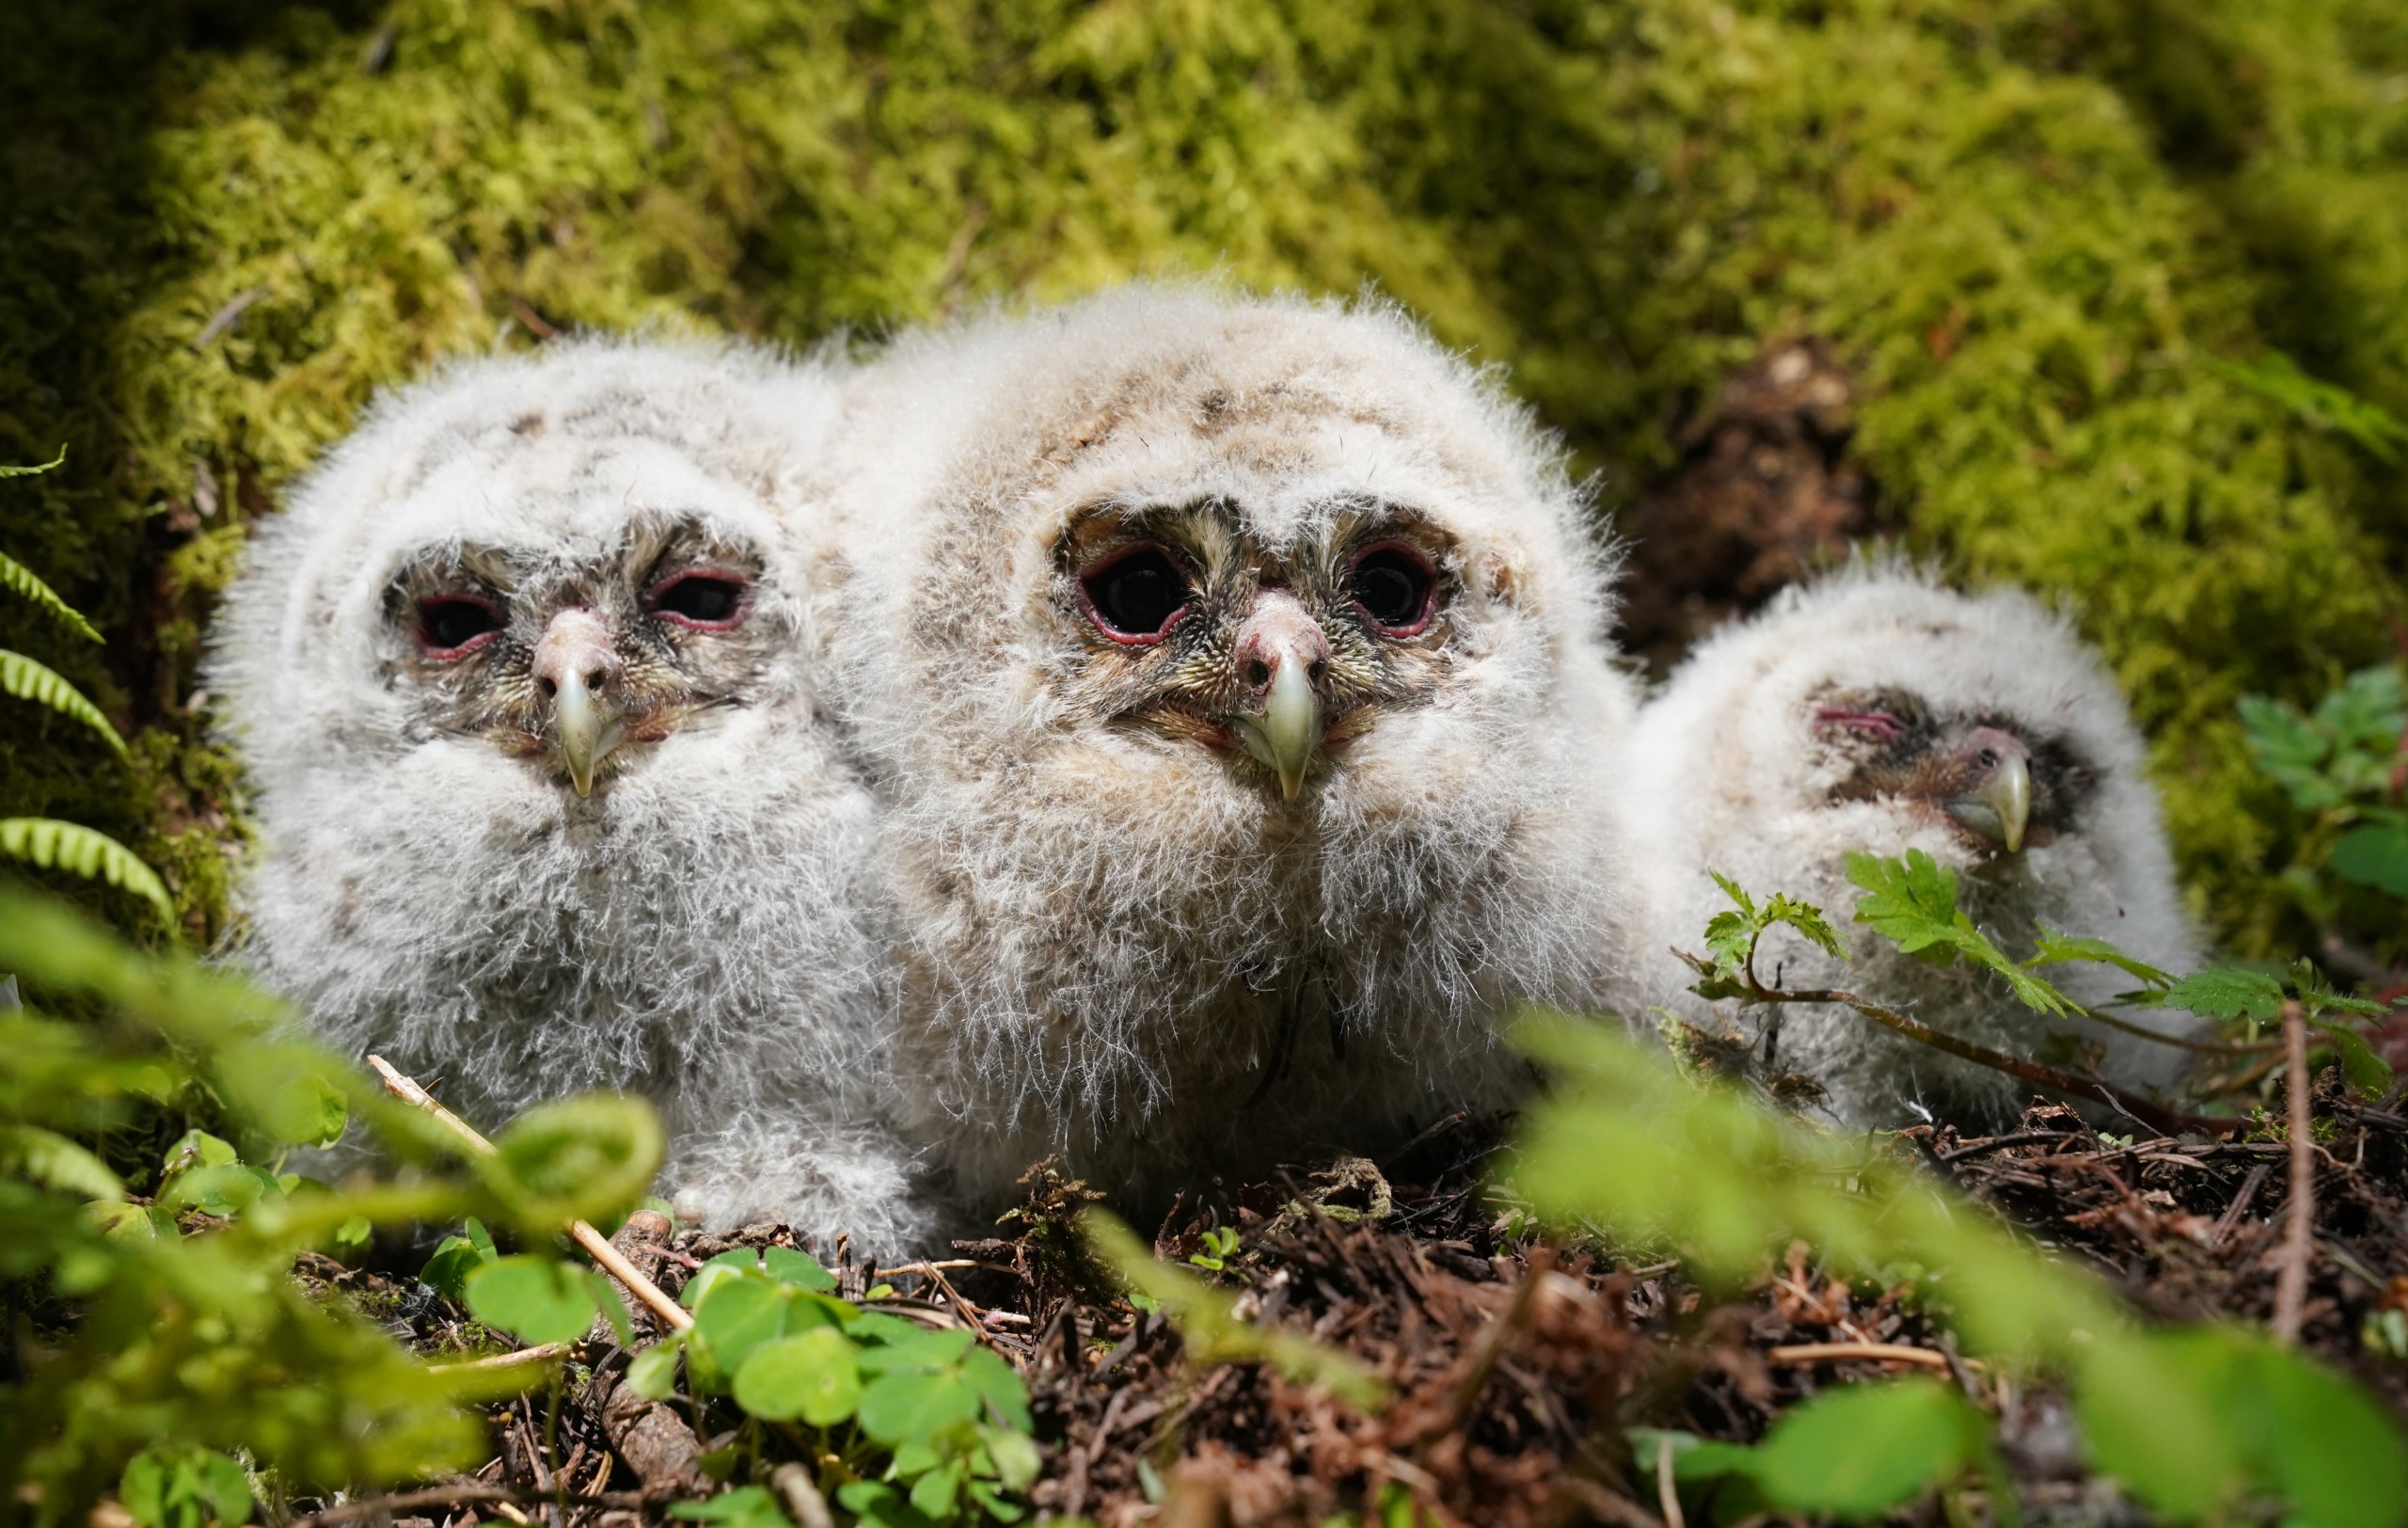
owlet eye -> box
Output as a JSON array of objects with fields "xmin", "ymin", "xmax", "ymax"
[
  {"xmin": 1813, "ymin": 707, "xmax": 1905, "ymax": 740},
  {"xmin": 416, "ymin": 596, "xmax": 503, "ymax": 657},
  {"xmin": 1349, "ymin": 543, "xmax": 1435, "ymax": 635},
  {"xmin": 1079, "ymin": 545, "xmax": 1192, "ymax": 644},
  {"xmin": 646, "ymin": 572, "xmax": 750, "ymax": 630}
]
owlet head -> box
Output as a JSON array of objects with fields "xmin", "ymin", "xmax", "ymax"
[
  {"xmin": 1809, "ymin": 686, "xmax": 2098, "ymax": 855},
  {"xmin": 1055, "ymin": 498, "xmax": 1454, "ymax": 801},
  {"xmin": 388, "ymin": 514, "xmax": 778, "ymax": 797}
]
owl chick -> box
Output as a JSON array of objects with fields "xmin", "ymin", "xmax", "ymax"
[
  {"xmin": 816, "ymin": 287, "xmax": 1636, "ymax": 1218},
  {"xmin": 212, "ymin": 337, "xmax": 932, "ymax": 1249},
  {"xmin": 1616, "ymin": 565, "xmax": 2203, "ymax": 1130}
]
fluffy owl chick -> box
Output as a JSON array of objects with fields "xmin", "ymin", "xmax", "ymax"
[
  {"xmin": 213, "ymin": 337, "xmax": 931, "ymax": 1249},
  {"xmin": 819, "ymin": 287, "xmax": 1636, "ymax": 1218},
  {"xmin": 1617, "ymin": 565, "xmax": 2204, "ymax": 1131}
]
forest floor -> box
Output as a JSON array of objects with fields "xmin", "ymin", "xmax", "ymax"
[{"xmin": 281, "ymin": 1078, "xmax": 2408, "ymax": 1528}]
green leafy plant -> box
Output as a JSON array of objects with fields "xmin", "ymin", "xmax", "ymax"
[
  {"xmin": 1186, "ymin": 1225, "xmax": 1241, "ymax": 1272},
  {"xmin": 625, "ymin": 1244, "xmax": 1038, "ymax": 1525},
  {"xmin": 1, "ymin": 449, "xmax": 169, "ymax": 926},
  {"xmin": 1687, "ymin": 849, "xmax": 2392, "ymax": 1127},
  {"xmin": 2242, "ymin": 663, "xmax": 2408, "ymax": 979},
  {"xmin": 0, "ymin": 884, "xmax": 663, "ymax": 1521},
  {"xmin": 1511, "ymin": 1014, "xmax": 2408, "ymax": 1527}
]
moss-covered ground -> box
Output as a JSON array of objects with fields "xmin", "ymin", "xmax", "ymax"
[{"xmin": 5, "ymin": 0, "xmax": 2406, "ymax": 954}]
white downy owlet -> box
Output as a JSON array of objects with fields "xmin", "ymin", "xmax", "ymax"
[
  {"xmin": 1615, "ymin": 565, "xmax": 2204, "ymax": 1130},
  {"xmin": 816, "ymin": 287, "xmax": 1638, "ymax": 1219},
  {"xmin": 213, "ymin": 337, "xmax": 932, "ymax": 1250}
]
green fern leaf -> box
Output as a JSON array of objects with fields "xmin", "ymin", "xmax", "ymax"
[
  {"xmin": 0, "ymin": 444, "xmax": 66, "ymax": 479},
  {"xmin": 0, "ymin": 819, "xmax": 173, "ymax": 925},
  {"xmin": 0, "ymin": 449, "xmax": 101, "ymax": 643},
  {"xmin": 0, "ymin": 553, "xmax": 101, "ymax": 644},
  {"xmin": 0, "ymin": 650, "xmax": 127, "ymax": 757}
]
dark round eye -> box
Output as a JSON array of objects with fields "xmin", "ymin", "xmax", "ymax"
[
  {"xmin": 646, "ymin": 573, "xmax": 749, "ymax": 630},
  {"xmin": 416, "ymin": 597, "xmax": 502, "ymax": 657},
  {"xmin": 1349, "ymin": 543, "xmax": 1435, "ymax": 635},
  {"xmin": 1079, "ymin": 546, "xmax": 1192, "ymax": 644}
]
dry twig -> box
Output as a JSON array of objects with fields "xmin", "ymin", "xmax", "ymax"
[
  {"xmin": 2272, "ymin": 1002, "xmax": 2315, "ymax": 1344},
  {"xmin": 367, "ymin": 1054, "xmax": 693, "ymax": 1332}
]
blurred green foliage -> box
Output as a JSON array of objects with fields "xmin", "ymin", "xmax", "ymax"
[{"xmin": 3, "ymin": 0, "xmax": 2407, "ymax": 956}]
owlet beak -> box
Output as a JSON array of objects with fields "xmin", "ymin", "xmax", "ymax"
[
  {"xmin": 1232, "ymin": 659, "xmax": 1324, "ymax": 802},
  {"xmin": 1947, "ymin": 740, "xmax": 2032, "ymax": 853},
  {"xmin": 531, "ymin": 608, "xmax": 626, "ymax": 797},
  {"xmin": 1227, "ymin": 588, "xmax": 1329, "ymax": 802}
]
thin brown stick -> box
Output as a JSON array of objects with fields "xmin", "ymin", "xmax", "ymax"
[
  {"xmin": 1655, "ymin": 1432, "xmax": 1685, "ymax": 1528},
  {"xmin": 2272, "ymin": 1002, "xmax": 2315, "ymax": 1345},
  {"xmin": 770, "ymin": 1462, "xmax": 837, "ymax": 1528},
  {"xmin": 1767, "ymin": 1342, "xmax": 1956, "ymax": 1372},
  {"xmin": 367, "ymin": 1054, "xmax": 694, "ymax": 1333},
  {"xmin": 427, "ymin": 1343, "xmax": 570, "ymax": 1375}
]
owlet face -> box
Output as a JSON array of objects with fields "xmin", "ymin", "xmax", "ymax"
[
  {"xmin": 1050, "ymin": 497, "xmax": 1459, "ymax": 801},
  {"xmin": 1809, "ymin": 684, "xmax": 2099, "ymax": 857},
  {"xmin": 383, "ymin": 514, "xmax": 782, "ymax": 796}
]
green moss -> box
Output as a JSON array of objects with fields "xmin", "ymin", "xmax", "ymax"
[{"xmin": 3, "ymin": 0, "xmax": 2402, "ymax": 955}]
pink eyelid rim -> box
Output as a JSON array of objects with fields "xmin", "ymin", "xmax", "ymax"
[
  {"xmin": 1812, "ymin": 707, "xmax": 1905, "ymax": 740},
  {"xmin": 1349, "ymin": 539, "xmax": 1437, "ymax": 635},
  {"xmin": 414, "ymin": 594, "xmax": 503, "ymax": 658},
  {"xmin": 643, "ymin": 568, "xmax": 753, "ymax": 630},
  {"xmin": 1075, "ymin": 542, "xmax": 1192, "ymax": 645}
]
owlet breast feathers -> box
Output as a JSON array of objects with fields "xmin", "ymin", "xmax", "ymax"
[{"xmin": 214, "ymin": 290, "xmax": 2201, "ymax": 1247}]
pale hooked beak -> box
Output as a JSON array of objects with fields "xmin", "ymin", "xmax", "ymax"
[
  {"xmin": 531, "ymin": 608, "xmax": 626, "ymax": 797},
  {"xmin": 1227, "ymin": 588, "xmax": 1329, "ymax": 802},
  {"xmin": 1946, "ymin": 730, "xmax": 2032, "ymax": 853}
]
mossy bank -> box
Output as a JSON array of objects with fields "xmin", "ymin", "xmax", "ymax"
[{"xmin": 5, "ymin": 0, "xmax": 2405, "ymax": 955}]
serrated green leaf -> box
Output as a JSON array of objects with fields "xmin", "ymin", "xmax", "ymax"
[
  {"xmin": 734, "ymin": 1327, "xmax": 862, "ymax": 1425},
  {"xmin": 1762, "ymin": 892, "xmax": 1846, "ymax": 961},
  {"xmin": 1848, "ymin": 852, "xmax": 2071, "ymax": 1013},
  {"xmin": 465, "ymin": 1255, "xmax": 598, "ymax": 1345},
  {"xmin": 2146, "ymin": 966, "xmax": 2287, "ymax": 1023},
  {"xmin": 1846, "ymin": 850, "xmax": 1964, "ymax": 956},
  {"xmin": 0, "ymin": 819, "xmax": 173, "ymax": 924},
  {"xmin": 0, "ymin": 649, "xmax": 127, "ymax": 757},
  {"xmin": 2027, "ymin": 929, "xmax": 2173, "ymax": 988},
  {"xmin": 2214, "ymin": 354, "xmax": 2408, "ymax": 463}
]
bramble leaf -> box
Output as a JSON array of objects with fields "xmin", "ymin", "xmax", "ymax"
[
  {"xmin": 1846, "ymin": 852, "xmax": 2073, "ymax": 1014},
  {"xmin": 2145, "ymin": 967, "xmax": 2286, "ymax": 1024}
]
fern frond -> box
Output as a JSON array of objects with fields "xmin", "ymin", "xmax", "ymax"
[
  {"xmin": 0, "ymin": 449, "xmax": 102, "ymax": 643},
  {"xmin": 0, "ymin": 650, "xmax": 128, "ymax": 757},
  {"xmin": 0, "ymin": 553, "xmax": 103, "ymax": 643},
  {"xmin": 0, "ymin": 819, "xmax": 173, "ymax": 925},
  {"xmin": 0, "ymin": 444, "xmax": 66, "ymax": 479}
]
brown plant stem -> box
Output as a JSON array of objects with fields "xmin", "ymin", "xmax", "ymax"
[{"xmin": 1750, "ymin": 988, "xmax": 2229, "ymax": 1138}]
